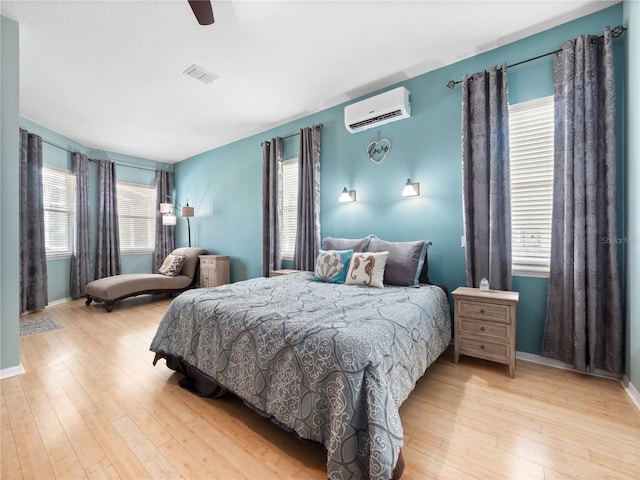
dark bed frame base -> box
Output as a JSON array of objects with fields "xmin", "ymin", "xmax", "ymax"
[{"xmin": 152, "ymin": 351, "xmax": 406, "ymax": 480}]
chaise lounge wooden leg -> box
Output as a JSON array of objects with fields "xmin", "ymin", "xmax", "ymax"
[
  {"xmin": 85, "ymin": 296, "xmax": 93, "ymax": 306},
  {"xmin": 105, "ymin": 301, "xmax": 114, "ymax": 312}
]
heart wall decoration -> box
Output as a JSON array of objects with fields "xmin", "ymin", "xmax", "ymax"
[{"xmin": 366, "ymin": 138, "xmax": 391, "ymax": 165}]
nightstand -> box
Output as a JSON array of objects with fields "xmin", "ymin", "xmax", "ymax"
[
  {"xmin": 198, "ymin": 255, "xmax": 230, "ymax": 288},
  {"xmin": 269, "ymin": 269, "xmax": 302, "ymax": 277},
  {"xmin": 452, "ymin": 286, "xmax": 519, "ymax": 378}
]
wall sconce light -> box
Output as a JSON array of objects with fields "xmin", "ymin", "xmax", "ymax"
[
  {"xmin": 339, "ymin": 187, "xmax": 356, "ymax": 203},
  {"xmin": 401, "ymin": 178, "xmax": 420, "ymax": 197}
]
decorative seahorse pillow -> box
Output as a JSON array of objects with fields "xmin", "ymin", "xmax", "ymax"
[
  {"xmin": 313, "ymin": 249, "xmax": 353, "ymax": 284},
  {"xmin": 345, "ymin": 251, "xmax": 389, "ymax": 288}
]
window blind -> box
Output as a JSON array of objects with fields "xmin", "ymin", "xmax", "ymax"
[
  {"xmin": 43, "ymin": 165, "xmax": 75, "ymax": 256},
  {"xmin": 509, "ymin": 95, "xmax": 554, "ymax": 276},
  {"xmin": 281, "ymin": 158, "xmax": 299, "ymax": 260},
  {"xmin": 116, "ymin": 181, "xmax": 156, "ymax": 252}
]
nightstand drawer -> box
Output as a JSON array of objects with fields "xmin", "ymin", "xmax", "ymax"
[
  {"xmin": 458, "ymin": 300, "xmax": 510, "ymax": 323},
  {"xmin": 459, "ymin": 336, "xmax": 509, "ymax": 362},
  {"xmin": 459, "ymin": 317, "xmax": 509, "ymax": 339},
  {"xmin": 200, "ymin": 257, "xmax": 219, "ymax": 267}
]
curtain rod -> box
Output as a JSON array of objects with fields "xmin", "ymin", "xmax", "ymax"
[
  {"xmin": 445, "ymin": 25, "xmax": 627, "ymax": 89},
  {"xmin": 42, "ymin": 138, "xmax": 160, "ymax": 172},
  {"xmin": 260, "ymin": 123, "xmax": 324, "ymax": 147}
]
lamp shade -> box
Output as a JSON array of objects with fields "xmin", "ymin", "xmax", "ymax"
[
  {"xmin": 181, "ymin": 206, "xmax": 195, "ymax": 217},
  {"xmin": 162, "ymin": 213, "xmax": 177, "ymax": 225},
  {"xmin": 159, "ymin": 202, "xmax": 173, "ymax": 214}
]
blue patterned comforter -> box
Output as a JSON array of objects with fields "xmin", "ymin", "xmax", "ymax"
[{"xmin": 150, "ymin": 272, "xmax": 451, "ymax": 479}]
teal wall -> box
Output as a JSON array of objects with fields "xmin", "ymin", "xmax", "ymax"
[
  {"xmin": 1, "ymin": 16, "xmax": 21, "ymax": 373},
  {"xmin": 623, "ymin": 0, "xmax": 639, "ymax": 387},
  {"xmin": 18, "ymin": 118, "xmax": 171, "ymax": 302},
  {"xmin": 174, "ymin": 5, "xmax": 625, "ymax": 356}
]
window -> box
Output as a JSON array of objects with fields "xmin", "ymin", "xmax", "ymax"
[
  {"xmin": 509, "ymin": 95, "xmax": 554, "ymax": 277},
  {"xmin": 116, "ymin": 181, "xmax": 156, "ymax": 253},
  {"xmin": 43, "ymin": 165, "xmax": 75, "ymax": 257},
  {"xmin": 281, "ymin": 158, "xmax": 299, "ymax": 260}
]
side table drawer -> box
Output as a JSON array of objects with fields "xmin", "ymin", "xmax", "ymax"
[
  {"xmin": 459, "ymin": 336, "xmax": 509, "ymax": 363},
  {"xmin": 200, "ymin": 257, "xmax": 218, "ymax": 267},
  {"xmin": 458, "ymin": 300, "xmax": 510, "ymax": 323},
  {"xmin": 459, "ymin": 317, "xmax": 509, "ymax": 339}
]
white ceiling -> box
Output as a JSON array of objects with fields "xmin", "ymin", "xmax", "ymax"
[{"xmin": 1, "ymin": 0, "xmax": 618, "ymax": 163}]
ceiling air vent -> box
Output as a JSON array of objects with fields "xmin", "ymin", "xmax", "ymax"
[{"xmin": 183, "ymin": 64, "xmax": 218, "ymax": 84}]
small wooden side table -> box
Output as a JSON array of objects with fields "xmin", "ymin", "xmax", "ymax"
[
  {"xmin": 452, "ymin": 286, "xmax": 519, "ymax": 378},
  {"xmin": 198, "ymin": 255, "xmax": 230, "ymax": 288}
]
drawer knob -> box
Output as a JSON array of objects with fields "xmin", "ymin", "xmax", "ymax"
[
  {"xmin": 480, "ymin": 344, "xmax": 485, "ymax": 350},
  {"xmin": 480, "ymin": 326, "xmax": 485, "ymax": 332},
  {"xmin": 480, "ymin": 309, "xmax": 485, "ymax": 314}
]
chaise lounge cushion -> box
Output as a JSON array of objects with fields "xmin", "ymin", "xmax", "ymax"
[
  {"xmin": 85, "ymin": 247, "xmax": 208, "ymax": 311},
  {"xmin": 85, "ymin": 273, "xmax": 192, "ymax": 301}
]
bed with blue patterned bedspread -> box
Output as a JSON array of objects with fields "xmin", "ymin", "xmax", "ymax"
[{"xmin": 150, "ymin": 272, "xmax": 451, "ymax": 480}]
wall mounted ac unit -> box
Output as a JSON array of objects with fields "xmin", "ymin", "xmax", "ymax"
[{"xmin": 344, "ymin": 86, "xmax": 411, "ymax": 133}]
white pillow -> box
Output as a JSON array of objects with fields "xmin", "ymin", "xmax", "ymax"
[
  {"xmin": 158, "ymin": 254, "xmax": 186, "ymax": 276},
  {"xmin": 345, "ymin": 251, "xmax": 389, "ymax": 288}
]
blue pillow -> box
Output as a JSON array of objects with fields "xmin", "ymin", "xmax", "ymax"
[{"xmin": 313, "ymin": 249, "xmax": 353, "ymax": 284}]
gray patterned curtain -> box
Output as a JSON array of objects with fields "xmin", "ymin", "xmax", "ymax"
[
  {"xmin": 70, "ymin": 152, "xmax": 92, "ymax": 298},
  {"xmin": 19, "ymin": 129, "xmax": 48, "ymax": 313},
  {"xmin": 542, "ymin": 28, "xmax": 622, "ymax": 374},
  {"xmin": 262, "ymin": 137, "xmax": 283, "ymax": 277},
  {"xmin": 153, "ymin": 170, "xmax": 174, "ymax": 271},
  {"xmin": 461, "ymin": 64, "xmax": 512, "ymax": 291},
  {"xmin": 293, "ymin": 125, "xmax": 322, "ymax": 271},
  {"xmin": 95, "ymin": 160, "xmax": 121, "ymax": 278}
]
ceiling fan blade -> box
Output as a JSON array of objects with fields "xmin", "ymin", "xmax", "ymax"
[{"xmin": 188, "ymin": 0, "xmax": 214, "ymax": 25}]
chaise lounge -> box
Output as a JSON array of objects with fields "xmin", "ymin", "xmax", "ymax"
[{"xmin": 85, "ymin": 247, "xmax": 208, "ymax": 312}]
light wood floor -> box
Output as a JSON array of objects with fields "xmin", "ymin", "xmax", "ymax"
[{"xmin": 2, "ymin": 296, "xmax": 639, "ymax": 480}]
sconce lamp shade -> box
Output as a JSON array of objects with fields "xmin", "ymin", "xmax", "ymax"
[
  {"xmin": 402, "ymin": 178, "xmax": 420, "ymax": 197},
  {"xmin": 339, "ymin": 187, "xmax": 356, "ymax": 203},
  {"xmin": 160, "ymin": 202, "xmax": 173, "ymax": 214},
  {"xmin": 162, "ymin": 213, "xmax": 177, "ymax": 225},
  {"xmin": 181, "ymin": 205, "xmax": 195, "ymax": 217}
]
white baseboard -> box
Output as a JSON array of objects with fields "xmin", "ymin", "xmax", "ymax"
[
  {"xmin": 21, "ymin": 297, "xmax": 72, "ymax": 315},
  {"xmin": 515, "ymin": 351, "xmax": 621, "ymax": 379},
  {"xmin": 516, "ymin": 351, "xmax": 639, "ymax": 412},
  {"xmin": 0, "ymin": 363, "xmax": 25, "ymax": 380},
  {"xmin": 48, "ymin": 297, "xmax": 73, "ymax": 306},
  {"xmin": 621, "ymin": 375, "xmax": 640, "ymax": 411}
]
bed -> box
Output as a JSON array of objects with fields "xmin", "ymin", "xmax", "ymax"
[{"xmin": 150, "ymin": 270, "xmax": 451, "ymax": 480}]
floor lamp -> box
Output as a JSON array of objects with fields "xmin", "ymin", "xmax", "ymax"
[{"xmin": 181, "ymin": 203, "xmax": 194, "ymax": 247}]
